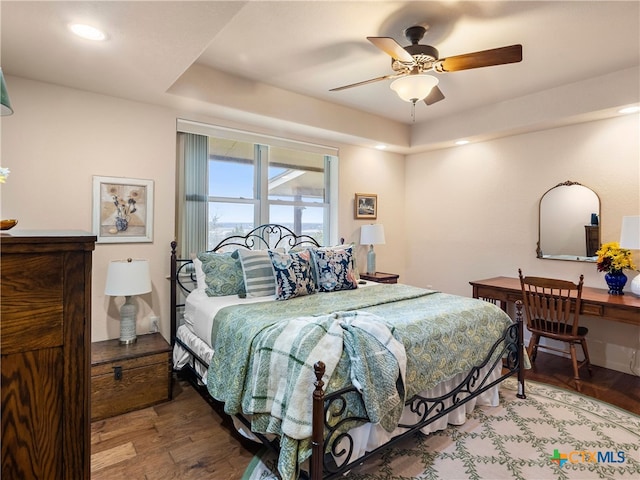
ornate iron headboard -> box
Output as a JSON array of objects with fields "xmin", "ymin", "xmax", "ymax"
[
  {"xmin": 170, "ymin": 224, "xmax": 322, "ymax": 343},
  {"xmin": 211, "ymin": 223, "xmax": 321, "ymax": 253}
]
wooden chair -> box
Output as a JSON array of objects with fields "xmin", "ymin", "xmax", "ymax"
[{"xmin": 518, "ymin": 269, "xmax": 591, "ymax": 391}]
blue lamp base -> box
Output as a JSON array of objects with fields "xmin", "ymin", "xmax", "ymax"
[{"xmin": 366, "ymin": 246, "xmax": 376, "ymax": 274}]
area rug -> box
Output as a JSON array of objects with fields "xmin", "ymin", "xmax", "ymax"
[{"xmin": 242, "ymin": 378, "xmax": 640, "ymax": 479}]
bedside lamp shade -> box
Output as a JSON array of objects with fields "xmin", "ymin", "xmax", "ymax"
[
  {"xmin": 360, "ymin": 224, "xmax": 386, "ymax": 274},
  {"xmin": 620, "ymin": 216, "xmax": 640, "ymax": 296},
  {"xmin": 105, "ymin": 259, "xmax": 151, "ymax": 344},
  {"xmin": 360, "ymin": 224, "xmax": 386, "ymax": 246}
]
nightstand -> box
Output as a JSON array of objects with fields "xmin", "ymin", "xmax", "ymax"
[
  {"xmin": 91, "ymin": 332, "xmax": 172, "ymax": 421},
  {"xmin": 360, "ymin": 272, "xmax": 399, "ymax": 284}
]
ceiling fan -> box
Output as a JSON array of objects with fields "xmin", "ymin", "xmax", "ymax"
[{"xmin": 331, "ymin": 25, "xmax": 522, "ymax": 107}]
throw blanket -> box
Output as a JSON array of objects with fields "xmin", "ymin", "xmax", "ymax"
[{"xmin": 245, "ymin": 311, "xmax": 407, "ymax": 440}]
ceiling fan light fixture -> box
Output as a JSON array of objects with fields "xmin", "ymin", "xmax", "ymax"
[{"xmin": 390, "ymin": 74, "xmax": 439, "ymax": 103}]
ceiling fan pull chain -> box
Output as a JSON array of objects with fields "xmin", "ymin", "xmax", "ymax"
[{"xmin": 411, "ymin": 100, "xmax": 416, "ymax": 122}]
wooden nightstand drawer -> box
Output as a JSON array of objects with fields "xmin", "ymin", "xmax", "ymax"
[{"xmin": 91, "ymin": 333, "xmax": 171, "ymax": 421}]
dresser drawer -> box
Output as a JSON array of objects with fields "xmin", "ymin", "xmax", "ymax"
[
  {"xmin": 0, "ymin": 254, "xmax": 64, "ymax": 354},
  {"xmin": 91, "ymin": 351, "xmax": 170, "ymax": 421}
]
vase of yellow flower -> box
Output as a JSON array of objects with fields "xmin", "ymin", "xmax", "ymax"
[
  {"xmin": 595, "ymin": 242, "xmax": 636, "ymax": 295},
  {"xmin": 604, "ymin": 271, "xmax": 627, "ymax": 295}
]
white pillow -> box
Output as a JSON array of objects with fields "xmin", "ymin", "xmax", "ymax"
[{"xmin": 192, "ymin": 256, "xmax": 207, "ymax": 291}]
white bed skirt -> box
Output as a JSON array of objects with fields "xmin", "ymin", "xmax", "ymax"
[
  {"xmin": 174, "ymin": 324, "xmax": 501, "ymax": 464},
  {"xmin": 173, "ymin": 324, "xmax": 213, "ymax": 384}
]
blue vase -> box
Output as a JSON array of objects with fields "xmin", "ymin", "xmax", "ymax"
[
  {"xmin": 115, "ymin": 217, "xmax": 129, "ymax": 232},
  {"xmin": 604, "ymin": 270, "xmax": 627, "ymax": 295}
]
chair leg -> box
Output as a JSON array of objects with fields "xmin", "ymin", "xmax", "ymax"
[
  {"xmin": 527, "ymin": 335, "xmax": 539, "ymax": 363},
  {"xmin": 580, "ymin": 338, "xmax": 592, "ymax": 375},
  {"xmin": 570, "ymin": 343, "xmax": 581, "ymax": 392}
]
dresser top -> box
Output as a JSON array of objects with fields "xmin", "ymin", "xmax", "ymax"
[
  {"xmin": 1, "ymin": 229, "xmax": 96, "ymax": 239},
  {"xmin": 1, "ymin": 230, "xmax": 96, "ymax": 252}
]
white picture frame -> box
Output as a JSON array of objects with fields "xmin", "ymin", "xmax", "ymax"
[{"xmin": 92, "ymin": 176, "xmax": 154, "ymax": 243}]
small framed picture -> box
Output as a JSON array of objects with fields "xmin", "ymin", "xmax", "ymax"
[
  {"xmin": 355, "ymin": 193, "xmax": 377, "ymax": 219},
  {"xmin": 92, "ymin": 176, "xmax": 154, "ymax": 243}
]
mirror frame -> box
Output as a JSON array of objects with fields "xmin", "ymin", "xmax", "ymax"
[{"xmin": 536, "ymin": 180, "xmax": 601, "ymax": 262}]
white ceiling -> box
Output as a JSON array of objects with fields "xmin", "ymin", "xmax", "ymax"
[{"xmin": 2, "ymin": 1, "xmax": 639, "ymax": 149}]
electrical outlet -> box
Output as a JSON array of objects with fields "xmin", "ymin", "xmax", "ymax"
[{"xmin": 149, "ymin": 315, "xmax": 159, "ymax": 333}]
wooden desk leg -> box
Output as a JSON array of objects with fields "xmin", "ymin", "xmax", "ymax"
[{"xmin": 515, "ymin": 300, "xmax": 526, "ymax": 399}]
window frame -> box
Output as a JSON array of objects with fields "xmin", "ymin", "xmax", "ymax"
[{"xmin": 177, "ymin": 119, "xmax": 339, "ymax": 251}]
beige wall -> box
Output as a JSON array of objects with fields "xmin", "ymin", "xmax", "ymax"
[
  {"xmin": 1, "ymin": 75, "xmax": 637, "ymax": 373},
  {"xmin": 1, "ymin": 77, "xmax": 178, "ymax": 342},
  {"xmin": 0, "ymin": 76, "xmax": 407, "ymax": 342},
  {"xmin": 404, "ymin": 114, "xmax": 640, "ymax": 373},
  {"xmin": 337, "ymin": 144, "xmax": 406, "ymax": 278}
]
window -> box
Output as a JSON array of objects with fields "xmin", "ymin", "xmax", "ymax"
[{"xmin": 177, "ymin": 121, "xmax": 338, "ymax": 254}]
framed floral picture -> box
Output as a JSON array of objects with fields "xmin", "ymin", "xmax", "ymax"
[
  {"xmin": 92, "ymin": 176, "xmax": 154, "ymax": 243},
  {"xmin": 354, "ymin": 193, "xmax": 377, "ymax": 219}
]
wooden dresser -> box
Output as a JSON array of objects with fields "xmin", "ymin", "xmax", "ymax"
[{"xmin": 1, "ymin": 231, "xmax": 95, "ymax": 479}]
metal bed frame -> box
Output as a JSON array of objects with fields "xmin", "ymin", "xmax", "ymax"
[{"xmin": 170, "ymin": 224, "xmax": 526, "ymax": 480}]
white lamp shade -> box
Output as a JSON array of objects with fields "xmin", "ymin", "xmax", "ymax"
[
  {"xmin": 105, "ymin": 259, "xmax": 152, "ymax": 296},
  {"xmin": 390, "ymin": 74, "xmax": 439, "ymax": 102},
  {"xmin": 620, "ymin": 216, "xmax": 640, "ymax": 250},
  {"xmin": 360, "ymin": 224, "xmax": 386, "ymax": 246}
]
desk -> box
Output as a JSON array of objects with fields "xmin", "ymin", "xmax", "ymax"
[{"xmin": 470, "ymin": 276, "xmax": 640, "ymax": 327}]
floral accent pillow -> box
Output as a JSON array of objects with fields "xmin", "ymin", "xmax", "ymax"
[
  {"xmin": 312, "ymin": 246, "xmax": 358, "ymax": 292},
  {"xmin": 197, "ymin": 251, "xmax": 245, "ymax": 297},
  {"xmin": 268, "ymin": 249, "xmax": 317, "ymax": 300}
]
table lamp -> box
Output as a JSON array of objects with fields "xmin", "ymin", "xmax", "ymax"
[
  {"xmin": 620, "ymin": 215, "xmax": 640, "ymax": 296},
  {"xmin": 360, "ymin": 224, "xmax": 385, "ymax": 274},
  {"xmin": 105, "ymin": 258, "xmax": 152, "ymax": 344}
]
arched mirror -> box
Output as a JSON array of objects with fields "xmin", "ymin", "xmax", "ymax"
[{"xmin": 537, "ymin": 181, "xmax": 601, "ymax": 262}]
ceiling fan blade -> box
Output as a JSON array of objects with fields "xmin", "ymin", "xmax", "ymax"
[
  {"xmin": 436, "ymin": 44, "xmax": 522, "ymax": 72},
  {"xmin": 424, "ymin": 86, "xmax": 445, "ymax": 105},
  {"xmin": 367, "ymin": 36, "xmax": 415, "ymax": 63},
  {"xmin": 330, "ymin": 73, "xmax": 404, "ymax": 92}
]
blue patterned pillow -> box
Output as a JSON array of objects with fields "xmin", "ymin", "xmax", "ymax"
[
  {"xmin": 197, "ymin": 251, "xmax": 245, "ymax": 297},
  {"xmin": 268, "ymin": 249, "xmax": 317, "ymax": 300},
  {"xmin": 312, "ymin": 246, "xmax": 358, "ymax": 292}
]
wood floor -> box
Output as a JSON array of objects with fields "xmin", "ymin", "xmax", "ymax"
[
  {"xmin": 91, "ymin": 352, "xmax": 640, "ymax": 479},
  {"xmin": 90, "ymin": 377, "xmax": 260, "ymax": 480}
]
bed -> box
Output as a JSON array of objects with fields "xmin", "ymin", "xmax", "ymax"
[{"xmin": 170, "ymin": 224, "xmax": 526, "ymax": 480}]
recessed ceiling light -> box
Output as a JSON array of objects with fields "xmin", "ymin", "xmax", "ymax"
[
  {"xmin": 374, "ymin": 144, "xmax": 387, "ymax": 150},
  {"xmin": 618, "ymin": 106, "xmax": 640, "ymax": 115},
  {"xmin": 455, "ymin": 140, "xmax": 470, "ymax": 146},
  {"xmin": 69, "ymin": 23, "xmax": 106, "ymax": 41}
]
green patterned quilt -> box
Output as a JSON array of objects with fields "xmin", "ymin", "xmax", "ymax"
[{"xmin": 206, "ymin": 284, "xmax": 512, "ymax": 479}]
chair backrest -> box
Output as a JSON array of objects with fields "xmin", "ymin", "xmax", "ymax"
[{"xmin": 518, "ymin": 269, "xmax": 584, "ymax": 337}]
